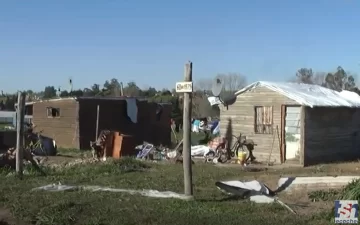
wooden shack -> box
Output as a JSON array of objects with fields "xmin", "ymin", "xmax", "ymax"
[
  {"xmin": 32, "ymin": 97, "xmax": 171, "ymax": 149},
  {"xmin": 220, "ymin": 81, "xmax": 360, "ymax": 166}
]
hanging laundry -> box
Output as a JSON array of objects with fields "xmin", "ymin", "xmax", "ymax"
[{"xmin": 192, "ymin": 120, "xmax": 200, "ymax": 132}]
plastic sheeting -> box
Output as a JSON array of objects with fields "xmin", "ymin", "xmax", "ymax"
[
  {"xmin": 234, "ymin": 81, "xmax": 360, "ymax": 108},
  {"xmin": 191, "ymin": 145, "xmax": 212, "ymax": 157},
  {"xmin": 32, "ymin": 183, "xmax": 191, "ymax": 200},
  {"xmin": 207, "ymin": 96, "xmax": 222, "ymax": 106}
]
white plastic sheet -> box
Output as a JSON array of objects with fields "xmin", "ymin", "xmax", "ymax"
[
  {"xmin": 191, "ymin": 145, "xmax": 212, "ymax": 157},
  {"xmin": 235, "ymin": 81, "xmax": 360, "ymax": 108},
  {"xmin": 32, "ymin": 183, "xmax": 191, "ymax": 200},
  {"xmin": 207, "ymin": 96, "xmax": 222, "ymax": 106}
]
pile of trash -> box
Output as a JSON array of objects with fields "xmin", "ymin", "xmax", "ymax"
[
  {"xmin": 134, "ymin": 136, "xmax": 226, "ymax": 164},
  {"xmin": 135, "ymin": 142, "xmax": 188, "ymax": 164},
  {"xmin": 0, "ymin": 147, "xmax": 17, "ymax": 168},
  {"xmin": 0, "ymin": 147, "xmax": 47, "ymax": 175},
  {"xmin": 0, "ymin": 147, "xmax": 43, "ymax": 168}
]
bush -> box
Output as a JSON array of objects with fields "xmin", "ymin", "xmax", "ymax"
[{"xmin": 338, "ymin": 179, "xmax": 360, "ymax": 200}]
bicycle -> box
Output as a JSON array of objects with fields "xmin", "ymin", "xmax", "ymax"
[{"xmin": 214, "ymin": 133, "xmax": 257, "ymax": 164}]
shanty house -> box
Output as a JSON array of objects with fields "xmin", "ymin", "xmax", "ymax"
[
  {"xmin": 220, "ymin": 81, "xmax": 360, "ymax": 166},
  {"xmin": 32, "ymin": 97, "xmax": 171, "ymax": 149}
]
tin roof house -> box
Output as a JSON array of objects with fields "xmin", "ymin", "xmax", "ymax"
[{"xmin": 220, "ymin": 81, "xmax": 360, "ymax": 166}]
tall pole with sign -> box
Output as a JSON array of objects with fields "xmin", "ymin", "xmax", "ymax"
[{"xmin": 175, "ymin": 61, "xmax": 194, "ymax": 197}]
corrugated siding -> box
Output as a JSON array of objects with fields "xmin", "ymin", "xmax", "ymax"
[
  {"xmin": 220, "ymin": 86, "xmax": 298, "ymax": 164},
  {"xmin": 304, "ymin": 107, "xmax": 360, "ymax": 165}
]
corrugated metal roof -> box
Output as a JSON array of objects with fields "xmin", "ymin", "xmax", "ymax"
[{"xmin": 234, "ymin": 81, "xmax": 360, "ymax": 108}]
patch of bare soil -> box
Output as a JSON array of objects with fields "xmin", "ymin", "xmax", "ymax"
[
  {"xmin": 0, "ymin": 208, "xmax": 29, "ymax": 225},
  {"xmin": 277, "ymin": 189, "xmax": 332, "ymax": 216}
]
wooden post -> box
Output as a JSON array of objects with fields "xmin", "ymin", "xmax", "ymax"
[
  {"xmin": 16, "ymin": 92, "xmax": 26, "ymax": 177},
  {"xmin": 95, "ymin": 105, "xmax": 100, "ymax": 139},
  {"xmin": 182, "ymin": 61, "xmax": 193, "ymax": 197}
]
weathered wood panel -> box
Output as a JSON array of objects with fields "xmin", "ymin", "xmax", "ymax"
[
  {"xmin": 32, "ymin": 99, "xmax": 79, "ymax": 149},
  {"xmin": 78, "ymin": 99, "xmax": 172, "ymax": 149},
  {"xmin": 220, "ymin": 86, "xmax": 299, "ymax": 164},
  {"xmin": 304, "ymin": 107, "xmax": 360, "ymax": 165}
]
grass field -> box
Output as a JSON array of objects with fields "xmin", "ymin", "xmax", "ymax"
[
  {"xmin": 1, "ymin": 153, "xmax": 358, "ymax": 225},
  {"xmin": 0, "ymin": 122, "xmax": 13, "ymax": 130},
  {"xmin": 0, "ymin": 132, "xmax": 357, "ymax": 224}
]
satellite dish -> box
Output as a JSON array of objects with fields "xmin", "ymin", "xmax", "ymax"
[
  {"xmin": 223, "ymin": 95, "xmax": 237, "ymax": 106},
  {"xmin": 211, "ymin": 78, "xmax": 223, "ymax": 97},
  {"xmin": 205, "ymin": 78, "xmax": 237, "ymax": 108}
]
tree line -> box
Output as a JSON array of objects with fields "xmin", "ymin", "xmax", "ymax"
[
  {"xmin": 0, "ymin": 67, "xmax": 358, "ymax": 117},
  {"xmin": 293, "ymin": 66, "xmax": 359, "ymax": 93}
]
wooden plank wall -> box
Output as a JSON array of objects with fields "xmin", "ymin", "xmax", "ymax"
[
  {"xmin": 220, "ymin": 86, "xmax": 298, "ymax": 164},
  {"xmin": 304, "ymin": 107, "xmax": 360, "ymax": 165},
  {"xmin": 77, "ymin": 99, "xmax": 172, "ymax": 149},
  {"xmin": 32, "ymin": 99, "xmax": 79, "ymax": 149}
]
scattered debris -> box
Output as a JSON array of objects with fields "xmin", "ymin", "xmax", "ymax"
[
  {"xmin": 32, "ymin": 182, "xmax": 192, "ymax": 200},
  {"xmin": 90, "ymin": 129, "xmax": 111, "ymax": 161},
  {"xmin": 0, "ymin": 147, "xmax": 46, "ymax": 175},
  {"xmin": 191, "ymin": 145, "xmax": 214, "ymax": 157},
  {"xmin": 135, "ymin": 143, "xmax": 156, "ymax": 159},
  {"xmin": 215, "ymin": 180, "xmax": 296, "ymax": 214}
]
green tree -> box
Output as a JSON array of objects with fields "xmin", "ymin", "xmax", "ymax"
[
  {"xmin": 123, "ymin": 82, "xmax": 141, "ymax": 96},
  {"xmin": 60, "ymin": 90, "xmax": 70, "ymax": 97},
  {"xmin": 294, "ymin": 66, "xmax": 357, "ymax": 92},
  {"xmin": 142, "ymin": 87, "xmax": 157, "ymax": 97},
  {"xmin": 296, "ymin": 68, "xmax": 314, "ymax": 84},
  {"xmin": 43, "ymin": 86, "xmax": 57, "ymax": 99},
  {"xmin": 102, "ymin": 79, "xmax": 121, "ymax": 96},
  {"xmin": 323, "ymin": 66, "xmax": 355, "ymax": 91},
  {"xmin": 4, "ymin": 95, "xmax": 16, "ymax": 111}
]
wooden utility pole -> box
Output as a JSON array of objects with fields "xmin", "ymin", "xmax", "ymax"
[
  {"xmin": 182, "ymin": 61, "xmax": 193, "ymax": 197},
  {"xmin": 16, "ymin": 92, "xmax": 26, "ymax": 177}
]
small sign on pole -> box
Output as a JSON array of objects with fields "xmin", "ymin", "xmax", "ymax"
[{"xmin": 176, "ymin": 81, "xmax": 193, "ymax": 93}]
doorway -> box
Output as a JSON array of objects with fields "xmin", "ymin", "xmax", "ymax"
[{"xmin": 281, "ymin": 105, "xmax": 301, "ymax": 163}]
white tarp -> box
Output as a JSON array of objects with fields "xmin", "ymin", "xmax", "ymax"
[
  {"xmin": 32, "ymin": 183, "xmax": 191, "ymax": 200},
  {"xmin": 234, "ymin": 81, "xmax": 360, "ymax": 108},
  {"xmin": 207, "ymin": 96, "xmax": 222, "ymax": 106},
  {"xmin": 191, "ymin": 145, "xmax": 212, "ymax": 157}
]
